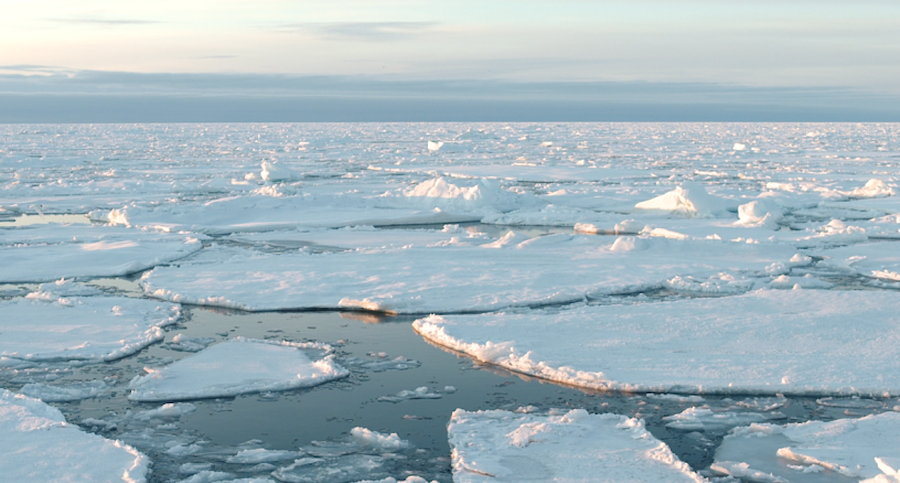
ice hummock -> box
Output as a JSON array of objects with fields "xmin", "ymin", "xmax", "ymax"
[
  {"xmin": 0, "ymin": 389, "xmax": 150, "ymax": 483},
  {"xmin": 712, "ymin": 412, "xmax": 900, "ymax": 482},
  {"xmin": 128, "ymin": 337, "xmax": 349, "ymax": 402},
  {"xmin": 635, "ymin": 181, "xmax": 734, "ymax": 217},
  {"xmin": 141, "ymin": 235, "xmax": 800, "ymax": 313},
  {"xmin": 414, "ymin": 289, "xmax": 900, "ymax": 396},
  {"xmin": 448, "ymin": 408, "xmax": 705, "ymax": 482},
  {"xmin": 0, "ymin": 295, "xmax": 180, "ymax": 362}
]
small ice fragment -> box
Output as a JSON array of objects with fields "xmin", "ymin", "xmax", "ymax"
[
  {"xmin": 350, "ymin": 427, "xmax": 411, "ymax": 450},
  {"xmin": 733, "ymin": 143, "xmax": 746, "ymax": 151}
]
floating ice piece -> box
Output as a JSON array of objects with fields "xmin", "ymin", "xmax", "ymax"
[
  {"xmin": 133, "ymin": 402, "xmax": 197, "ymax": 420},
  {"xmin": 0, "ymin": 224, "xmax": 202, "ymax": 283},
  {"xmin": 350, "ymin": 427, "xmax": 410, "ymax": 450},
  {"xmin": 30, "ymin": 278, "xmax": 105, "ymax": 297},
  {"xmin": 733, "ymin": 143, "xmax": 747, "ymax": 151},
  {"xmin": 792, "ymin": 219, "xmax": 868, "ymax": 248},
  {"xmin": 142, "ymin": 235, "xmax": 799, "ymax": 313},
  {"xmin": 663, "ymin": 407, "xmax": 784, "ymax": 431},
  {"xmin": 165, "ymin": 334, "xmax": 217, "ymax": 352},
  {"xmin": 128, "ymin": 338, "xmax": 348, "ymax": 402},
  {"xmin": 352, "ymin": 477, "xmax": 436, "ymax": 483},
  {"xmin": 176, "ymin": 470, "xmax": 236, "ymax": 483},
  {"xmin": 341, "ymin": 356, "xmax": 421, "ymax": 372},
  {"xmin": 414, "ymin": 289, "xmax": 900, "ymax": 396},
  {"xmin": 645, "ymin": 394, "xmax": 706, "ymax": 404},
  {"xmin": 816, "ymin": 241, "xmax": 900, "ymax": 281},
  {"xmin": 226, "ymin": 448, "xmax": 300, "ymax": 464},
  {"xmin": 0, "ymin": 389, "xmax": 149, "ymax": 483},
  {"xmin": 426, "ymin": 140, "xmax": 443, "ymax": 151},
  {"xmin": 377, "ymin": 386, "xmax": 443, "ymax": 403},
  {"xmin": 712, "ymin": 412, "xmax": 900, "ymax": 482},
  {"xmin": 448, "ymin": 408, "xmax": 705, "ymax": 482},
  {"xmin": 635, "ymin": 181, "xmax": 730, "ymax": 217},
  {"xmin": 19, "ymin": 380, "xmax": 107, "ymax": 402},
  {"xmin": 0, "ymin": 296, "xmax": 180, "ymax": 362},
  {"xmin": 261, "ymin": 161, "xmax": 302, "ymax": 182}
]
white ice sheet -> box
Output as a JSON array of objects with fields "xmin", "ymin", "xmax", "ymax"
[
  {"xmin": 0, "ymin": 389, "xmax": 149, "ymax": 483},
  {"xmin": 141, "ymin": 235, "xmax": 800, "ymax": 313},
  {"xmin": 128, "ymin": 337, "xmax": 349, "ymax": 402},
  {"xmin": 448, "ymin": 408, "xmax": 705, "ymax": 482},
  {"xmin": 0, "ymin": 296, "xmax": 180, "ymax": 362},
  {"xmin": 414, "ymin": 289, "xmax": 900, "ymax": 396}
]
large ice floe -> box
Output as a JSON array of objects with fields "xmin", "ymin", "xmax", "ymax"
[
  {"xmin": 712, "ymin": 412, "xmax": 900, "ymax": 483},
  {"xmin": 141, "ymin": 235, "xmax": 801, "ymax": 313},
  {"xmin": 447, "ymin": 408, "xmax": 705, "ymax": 482},
  {"xmin": 128, "ymin": 337, "xmax": 348, "ymax": 402},
  {"xmin": 414, "ymin": 289, "xmax": 900, "ymax": 396},
  {"xmin": 0, "ymin": 223, "xmax": 201, "ymax": 283},
  {"xmin": 0, "ymin": 291, "xmax": 180, "ymax": 362},
  {"xmin": 0, "ymin": 389, "xmax": 149, "ymax": 482}
]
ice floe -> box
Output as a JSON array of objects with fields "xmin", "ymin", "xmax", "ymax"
[
  {"xmin": 0, "ymin": 223, "xmax": 202, "ymax": 283},
  {"xmin": 712, "ymin": 412, "xmax": 900, "ymax": 482},
  {"xmin": 128, "ymin": 337, "xmax": 348, "ymax": 402},
  {"xmin": 19, "ymin": 380, "xmax": 107, "ymax": 402},
  {"xmin": 448, "ymin": 408, "xmax": 705, "ymax": 482},
  {"xmin": 414, "ymin": 289, "xmax": 900, "ymax": 395},
  {"xmin": 815, "ymin": 241, "xmax": 900, "ymax": 281},
  {"xmin": 0, "ymin": 295, "xmax": 180, "ymax": 362},
  {"xmin": 0, "ymin": 389, "xmax": 149, "ymax": 482},
  {"xmin": 141, "ymin": 235, "xmax": 801, "ymax": 313}
]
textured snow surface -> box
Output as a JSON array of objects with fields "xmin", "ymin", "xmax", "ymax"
[
  {"xmin": 414, "ymin": 289, "xmax": 900, "ymax": 395},
  {"xmin": 0, "ymin": 224, "xmax": 202, "ymax": 283},
  {"xmin": 141, "ymin": 235, "xmax": 800, "ymax": 313},
  {"xmin": 0, "ymin": 296, "xmax": 180, "ymax": 362},
  {"xmin": 0, "ymin": 389, "xmax": 149, "ymax": 483},
  {"xmin": 712, "ymin": 412, "xmax": 900, "ymax": 482},
  {"xmin": 448, "ymin": 408, "xmax": 705, "ymax": 482},
  {"xmin": 128, "ymin": 337, "xmax": 349, "ymax": 401}
]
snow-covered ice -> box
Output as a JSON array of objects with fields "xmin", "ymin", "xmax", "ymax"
[
  {"xmin": 0, "ymin": 295, "xmax": 180, "ymax": 362},
  {"xmin": 414, "ymin": 289, "xmax": 900, "ymax": 396},
  {"xmin": 448, "ymin": 408, "xmax": 705, "ymax": 482},
  {"xmin": 0, "ymin": 224, "xmax": 202, "ymax": 283},
  {"xmin": 712, "ymin": 412, "xmax": 900, "ymax": 482},
  {"xmin": 141, "ymin": 235, "xmax": 800, "ymax": 313},
  {"xmin": 128, "ymin": 338, "xmax": 349, "ymax": 401},
  {"xmin": 0, "ymin": 389, "xmax": 149, "ymax": 482}
]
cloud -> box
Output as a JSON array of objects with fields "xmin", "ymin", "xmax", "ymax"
[
  {"xmin": 277, "ymin": 21, "xmax": 440, "ymax": 41},
  {"xmin": 46, "ymin": 17, "xmax": 161, "ymax": 26},
  {"xmin": 1, "ymin": 69, "xmax": 898, "ymax": 122}
]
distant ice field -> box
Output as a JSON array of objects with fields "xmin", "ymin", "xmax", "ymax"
[{"xmin": 2, "ymin": 122, "xmax": 900, "ymax": 482}]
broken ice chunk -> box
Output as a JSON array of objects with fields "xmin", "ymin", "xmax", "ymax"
[
  {"xmin": 128, "ymin": 338, "xmax": 348, "ymax": 402},
  {"xmin": 0, "ymin": 389, "xmax": 149, "ymax": 483},
  {"xmin": 448, "ymin": 408, "xmax": 705, "ymax": 482}
]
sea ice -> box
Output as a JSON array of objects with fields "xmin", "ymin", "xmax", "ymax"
[
  {"xmin": 448, "ymin": 408, "xmax": 705, "ymax": 482},
  {"xmin": 712, "ymin": 412, "xmax": 900, "ymax": 482},
  {"xmin": 663, "ymin": 407, "xmax": 785, "ymax": 431},
  {"xmin": 414, "ymin": 289, "xmax": 900, "ymax": 395},
  {"xmin": 128, "ymin": 338, "xmax": 349, "ymax": 402},
  {"xmin": 634, "ymin": 181, "xmax": 734, "ymax": 218},
  {"xmin": 0, "ymin": 389, "xmax": 149, "ymax": 482},
  {"xmin": 0, "ymin": 295, "xmax": 180, "ymax": 362},
  {"xmin": 815, "ymin": 242, "xmax": 900, "ymax": 281},
  {"xmin": 141, "ymin": 234, "xmax": 800, "ymax": 313},
  {"xmin": 18, "ymin": 380, "xmax": 107, "ymax": 402}
]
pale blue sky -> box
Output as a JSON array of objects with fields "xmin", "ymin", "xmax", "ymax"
[{"xmin": 2, "ymin": 0, "xmax": 899, "ymax": 120}]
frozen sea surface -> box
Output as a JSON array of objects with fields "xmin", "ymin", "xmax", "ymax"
[{"xmin": 2, "ymin": 122, "xmax": 900, "ymax": 482}]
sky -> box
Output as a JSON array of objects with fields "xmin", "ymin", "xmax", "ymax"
[{"xmin": 2, "ymin": 0, "xmax": 899, "ymax": 121}]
